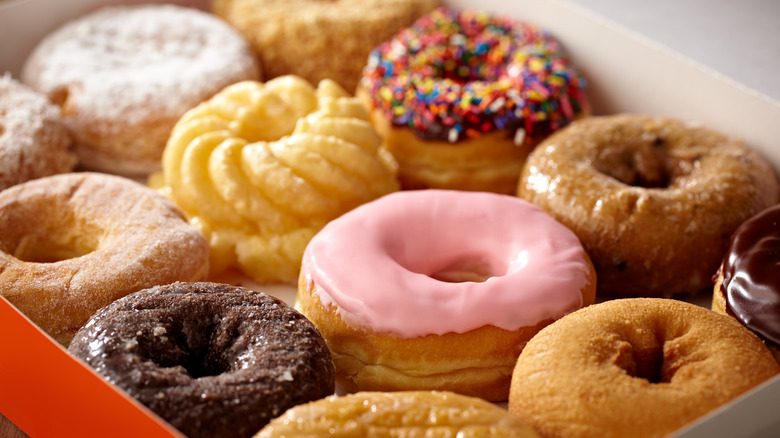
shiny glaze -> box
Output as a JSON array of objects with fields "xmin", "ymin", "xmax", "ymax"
[
  {"xmin": 301, "ymin": 190, "xmax": 593, "ymax": 337},
  {"xmin": 721, "ymin": 204, "xmax": 780, "ymax": 348}
]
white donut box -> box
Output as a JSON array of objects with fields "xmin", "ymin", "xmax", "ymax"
[{"xmin": 1, "ymin": 0, "xmax": 779, "ymax": 436}]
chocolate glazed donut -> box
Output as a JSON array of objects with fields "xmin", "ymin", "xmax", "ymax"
[{"xmin": 68, "ymin": 282, "xmax": 335, "ymax": 438}]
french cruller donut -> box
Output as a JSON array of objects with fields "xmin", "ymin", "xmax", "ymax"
[
  {"xmin": 518, "ymin": 114, "xmax": 779, "ymax": 298},
  {"xmin": 297, "ymin": 189, "xmax": 596, "ymax": 401}
]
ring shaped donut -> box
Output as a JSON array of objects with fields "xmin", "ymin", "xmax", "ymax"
[
  {"xmin": 0, "ymin": 172, "xmax": 209, "ymax": 345},
  {"xmin": 357, "ymin": 7, "xmax": 588, "ymax": 193},
  {"xmin": 68, "ymin": 282, "xmax": 336, "ymax": 438},
  {"xmin": 298, "ymin": 189, "xmax": 596, "ymax": 400},
  {"xmin": 509, "ymin": 298, "xmax": 780, "ymax": 438},
  {"xmin": 518, "ymin": 114, "xmax": 780, "ymax": 297}
]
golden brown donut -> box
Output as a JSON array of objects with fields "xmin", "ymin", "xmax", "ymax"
[
  {"xmin": 508, "ymin": 298, "xmax": 780, "ymax": 438},
  {"xmin": 296, "ymin": 190, "xmax": 597, "ymax": 402},
  {"xmin": 255, "ymin": 391, "xmax": 540, "ymax": 438},
  {"xmin": 356, "ymin": 8, "xmax": 589, "ymax": 194},
  {"xmin": 712, "ymin": 204, "xmax": 780, "ymax": 363},
  {"xmin": 518, "ymin": 114, "xmax": 780, "ymax": 298},
  {"xmin": 21, "ymin": 4, "xmax": 260, "ymax": 176},
  {"xmin": 212, "ymin": 0, "xmax": 439, "ymax": 92},
  {"xmin": 0, "ymin": 75, "xmax": 75, "ymax": 190},
  {"xmin": 0, "ymin": 172, "xmax": 209, "ymax": 345}
]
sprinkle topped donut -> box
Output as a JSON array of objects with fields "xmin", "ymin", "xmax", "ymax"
[{"xmin": 359, "ymin": 7, "xmax": 588, "ymax": 144}]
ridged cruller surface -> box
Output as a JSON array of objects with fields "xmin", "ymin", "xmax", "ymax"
[{"xmin": 156, "ymin": 76, "xmax": 399, "ymax": 284}]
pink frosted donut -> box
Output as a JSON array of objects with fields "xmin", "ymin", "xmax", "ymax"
[{"xmin": 296, "ymin": 189, "xmax": 596, "ymax": 401}]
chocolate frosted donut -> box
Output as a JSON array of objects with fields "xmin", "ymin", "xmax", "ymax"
[{"xmin": 68, "ymin": 282, "xmax": 335, "ymax": 438}]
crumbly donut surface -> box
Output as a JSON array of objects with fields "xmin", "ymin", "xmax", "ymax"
[
  {"xmin": 509, "ymin": 298, "xmax": 780, "ymax": 438},
  {"xmin": 21, "ymin": 4, "xmax": 260, "ymax": 176},
  {"xmin": 0, "ymin": 173, "xmax": 209, "ymax": 345},
  {"xmin": 256, "ymin": 391, "xmax": 539, "ymax": 437},
  {"xmin": 518, "ymin": 114, "xmax": 780, "ymax": 297},
  {"xmin": 158, "ymin": 76, "xmax": 398, "ymax": 284},
  {"xmin": 68, "ymin": 282, "xmax": 335, "ymax": 438},
  {"xmin": 213, "ymin": 0, "xmax": 440, "ymax": 92},
  {"xmin": 0, "ymin": 75, "xmax": 75, "ymax": 189}
]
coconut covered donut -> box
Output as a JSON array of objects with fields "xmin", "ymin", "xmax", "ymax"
[
  {"xmin": 518, "ymin": 114, "xmax": 779, "ymax": 298},
  {"xmin": 0, "ymin": 75, "xmax": 76, "ymax": 190},
  {"xmin": 297, "ymin": 190, "xmax": 596, "ymax": 401},
  {"xmin": 255, "ymin": 391, "xmax": 540, "ymax": 438},
  {"xmin": 508, "ymin": 298, "xmax": 780, "ymax": 438},
  {"xmin": 68, "ymin": 282, "xmax": 335, "ymax": 438},
  {"xmin": 357, "ymin": 7, "xmax": 589, "ymax": 194},
  {"xmin": 713, "ymin": 204, "xmax": 780, "ymax": 362},
  {"xmin": 158, "ymin": 75, "xmax": 398, "ymax": 285},
  {"xmin": 0, "ymin": 173, "xmax": 209, "ymax": 345},
  {"xmin": 212, "ymin": 0, "xmax": 440, "ymax": 92},
  {"xmin": 21, "ymin": 4, "xmax": 260, "ymax": 176}
]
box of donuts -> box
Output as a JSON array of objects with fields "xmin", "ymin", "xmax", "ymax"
[{"xmin": 1, "ymin": 0, "xmax": 779, "ymax": 436}]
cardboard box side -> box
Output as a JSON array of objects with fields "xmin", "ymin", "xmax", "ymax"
[{"xmin": 0, "ymin": 296, "xmax": 183, "ymax": 438}]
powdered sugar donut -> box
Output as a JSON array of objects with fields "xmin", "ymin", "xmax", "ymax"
[
  {"xmin": 0, "ymin": 75, "xmax": 75, "ymax": 190},
  {"xmin": 21, "ymin": 4, "xmax": 260, "ymax": 176}
]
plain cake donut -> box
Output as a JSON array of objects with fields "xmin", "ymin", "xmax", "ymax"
[
  {"xmin": 296, "ymin": 189, "xmax": 596, "ymax": 401},
  {"xmin": 0, "ymin": 74, "xmax": 76, "ymax": 190},
  {"xmin": 357, "ymin": 7, "xmax": 589, "ymax": 193},
  {"xmin": 20, "ymin": 4, "xmax": 260, "ymax": 176},
  {"xmin": 0, "ymin": 172, "xmax": 209, "ymax": 345},
  {"xmin": 508, "ymin": 298, "xmax": 780, "ymax": 438},
  {"xmin": 255, "ymin": 391, "xmax": 540, "ymax": 437},
  {"xmin": 68, "ymin": 282, "xmax": 335, "ymax": 438},
  {"xmin": 518, "ymin": 114, "xmax": 779, "ymax": 298},
  {"xmin": 213, "ymin": 0, "xmax": 440, "ymax": 92},
  {"xmin": 713, "ymin": 204, "xmax": 780, "ymax": 362}
]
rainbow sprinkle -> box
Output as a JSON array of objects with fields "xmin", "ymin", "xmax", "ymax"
[{"xmin": 360, "ymin": 7, "xmax": 589, "ymax": 145}]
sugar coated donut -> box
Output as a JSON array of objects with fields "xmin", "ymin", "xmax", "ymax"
[
  {"xmin": 0, "ymin": 74, "xmax": 76, "ymax": 190},
  {"xmin": 255, "ymin": 391, "xmax": 540, "ymax": 438},
  {"xmin": 518, "ymin": 114, "xmax": 780, "ymax": 298},
  {"xmin": 357, "ymin": 7, "xmax": 589, "ymax": 194},
  {"xmin": 508, "ymin": 298, "xmax": 780, "ymax": 438},
  {"xmin": 21, "ymin": 4, "xmax": 260, "ymax": 176},
  {"xmin": 0, "ymin": 172, "xmax": 209, "ymax": 345},
  {"xmin": 68, "ymin": 282, "xmax": 335, "ymax": 438},
  {"xmin": 158, "ymin": 76, "xmax": 398, "ymax": 284},
  {"xmin": 213, "ymin": 0, "xmax": 440, "ymax": 92},
  {"xmin": 713, "ymin": 204, "xmax": 780, "ymax": 362},
  {"xmin": 296, "ymin": 189, "xmax": 596, "ymax": 401}
]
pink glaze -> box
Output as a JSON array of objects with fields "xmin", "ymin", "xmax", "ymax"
[{"xmin": 301, "ymin": 190, "xmax": 593, "ymax": 338}]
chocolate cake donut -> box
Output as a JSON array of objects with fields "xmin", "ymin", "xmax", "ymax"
[{"xmin": 68, "ymin": 282, "xmax": 335, "ymax": 438}]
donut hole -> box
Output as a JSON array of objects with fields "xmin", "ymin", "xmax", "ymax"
[{"xmin": 595, "ymin": 138, "xmax": 672, "ymax": 188}]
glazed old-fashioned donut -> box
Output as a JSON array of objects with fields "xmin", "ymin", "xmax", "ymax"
[
  {"xmin": 68, "ymin": 282, "xmax": 335, "ymax": 438},
  {"xmin": 357, "ymin": 7, "xmax": 589, "ymax": 194},
  {"xmin": 508, "ymin": 298, "xmax": 780, "ymax": 438},
  {"xmin": 213, "ymin": 0, "xmax": 440, "ymax": 92},
  {"xmin": 0, "ymin": 75, "xmax": 75, "ymax": 190},
  {"xmin": 255, "ymin": 391, "xmax": 540, "ymax": 437},
  {"xmin": 518, "ymin": 114, "xmax": 780, "ymax": 298},
  {"xmin": 158, "ymin": 76, "xmax": 398, "ymax": 284},
  {"xmin": 296, "ymin": 189, "xmax": 596, "ymax": 401},
  {"xmin": 0, "ymin": 172, "xmax": 209, "ymax": 345},
  {"xmin": 21, "ymin": 4, "xmax": 260, "ymax": 176},
  {"xmin": 713, "ymin": 204, "xmax": 780, "ymax": 362}
]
